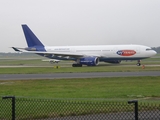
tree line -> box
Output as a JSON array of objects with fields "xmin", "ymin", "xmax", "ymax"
[{"xmin": 152, "ymin": 46, "xmax": 160, "ymax": 53}]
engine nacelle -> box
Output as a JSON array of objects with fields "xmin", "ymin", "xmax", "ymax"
[
  {"xmin": 104, "ymin": 60, "xmax": 121, "ymax": 64},
  {"xmin": 78, "ymin": 57, "xmax": 99, "ymax": 66}
]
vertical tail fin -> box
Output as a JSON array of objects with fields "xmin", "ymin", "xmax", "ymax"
[{"xmin": 22, "ymin": 25, "xmax": 44, "ymax": 47}]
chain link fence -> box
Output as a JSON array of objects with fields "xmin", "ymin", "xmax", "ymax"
[{"xmin": 0, "ymin": 96, "xmax": 160, "ymax": 120}]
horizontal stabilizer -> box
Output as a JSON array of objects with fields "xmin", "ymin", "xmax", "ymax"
[{"xmin": 12, "ymin": 47, "xmax": 22, "ymax": 52}]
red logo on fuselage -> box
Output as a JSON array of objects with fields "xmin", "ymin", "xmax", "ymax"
[{"xmin": 117, "ymin": 50, "xmax": 136, "ymax": 56}]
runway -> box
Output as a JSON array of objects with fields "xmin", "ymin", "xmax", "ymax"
[{"xmin": 0, "ymin": 71, "xmax": 159, "ymax": 80}]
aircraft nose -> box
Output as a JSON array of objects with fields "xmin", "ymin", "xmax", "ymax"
[
  {"xmin": 148, "ymin": 50, "xmax": 157, "ymax": 57},
  {"xmin": 153, "ymin": 50, "xmax": 157, "ymax": 56}
]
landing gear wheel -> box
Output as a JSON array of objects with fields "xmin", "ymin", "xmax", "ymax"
[
  {"xmin": 136, "ymin": 63, "xmax": 141, "ymax": 66},
  {"xmin": 137, "ymin": 60, "xmax": 141, "ymax": 66},
  {"xmin": 72, "ymin": 64, "xmax": 82, "ymax": 67}
]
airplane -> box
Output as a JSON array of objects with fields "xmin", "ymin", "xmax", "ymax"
[{"xmin": 12, "ymin": 24, "xmax": 157, "ymax": 67}]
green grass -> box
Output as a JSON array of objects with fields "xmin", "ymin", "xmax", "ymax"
[
  {"xmin": 0, "ymin": 65, "xmax": 159, "ymax": 74},
  {"xmin": 0, "ymin": 98, "xmax": 136, "ymax": 119},
  {"xmin": 1, "ymin": 98, "xmax": 159, "ymax": 119},
  {"xmin": 1, "ymin": 77, "xmax": 160, "ymax": 119},
  {"xmin": 0, "ymin": 77, "xmax": 160, "ymax": 100}
]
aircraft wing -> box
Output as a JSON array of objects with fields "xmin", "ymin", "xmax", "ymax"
[
  {"xmin": 12, "ymin": 47, "xmax": 101, "ymax": 58},
  {"xmin": 33, "ymin": 51, "xmax": 100, "ymax": 58},
  {"xmin": 25, "ymin": 51, "xmax": 84, "ymax": 58}
]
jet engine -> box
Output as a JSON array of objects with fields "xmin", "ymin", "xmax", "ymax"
[{"xmin": 78, "ymin": 57, "xmax": 99, "ymax": 66}]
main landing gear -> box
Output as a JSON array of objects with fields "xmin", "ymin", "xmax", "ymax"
[
  {"xmin": 72, "ymin": 64, "xmax": 82, "ymax": 67},
  {"xmin": 136, "ymin": 60, "xmax": 141, "ymax": 66}
]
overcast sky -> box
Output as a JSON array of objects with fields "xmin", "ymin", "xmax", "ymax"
[{"xmin": 0, "ymin": 0, "xmax": 160, "ymax": 52}]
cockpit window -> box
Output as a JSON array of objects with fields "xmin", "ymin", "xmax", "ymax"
[{"xmin": 146, "ymin": 48, "xmax": 152, "ymax": 51}]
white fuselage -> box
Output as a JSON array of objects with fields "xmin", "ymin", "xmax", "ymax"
[{"xmin": 44, "ymin": 44, "xmax": 156, "ymax": 61}]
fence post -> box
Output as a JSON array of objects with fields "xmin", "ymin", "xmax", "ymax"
[
  {"xmin": 2, "ymin": 96, "xmax": 15, "ymax": 120},
  {"xmin": 128, "ymin": 100, "xmax": 138, "ymax": 120}
]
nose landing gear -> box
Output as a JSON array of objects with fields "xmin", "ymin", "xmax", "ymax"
[{"xmin": 137, "ymin": 60, "xmax": 141, "ymax": 66}]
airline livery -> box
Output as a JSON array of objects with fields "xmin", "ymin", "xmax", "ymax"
[{"xmin": 12, "ymin": 25, "xmax": 157, "ymax": 67}]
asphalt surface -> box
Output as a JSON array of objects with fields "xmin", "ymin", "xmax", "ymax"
[
  {"xmin": 50, "ymin": 111, "xmax": 160, "ymax": 120},
  {"xmin": 0, "ymin": 71, "xmax": 159, "ymax": 80}
]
